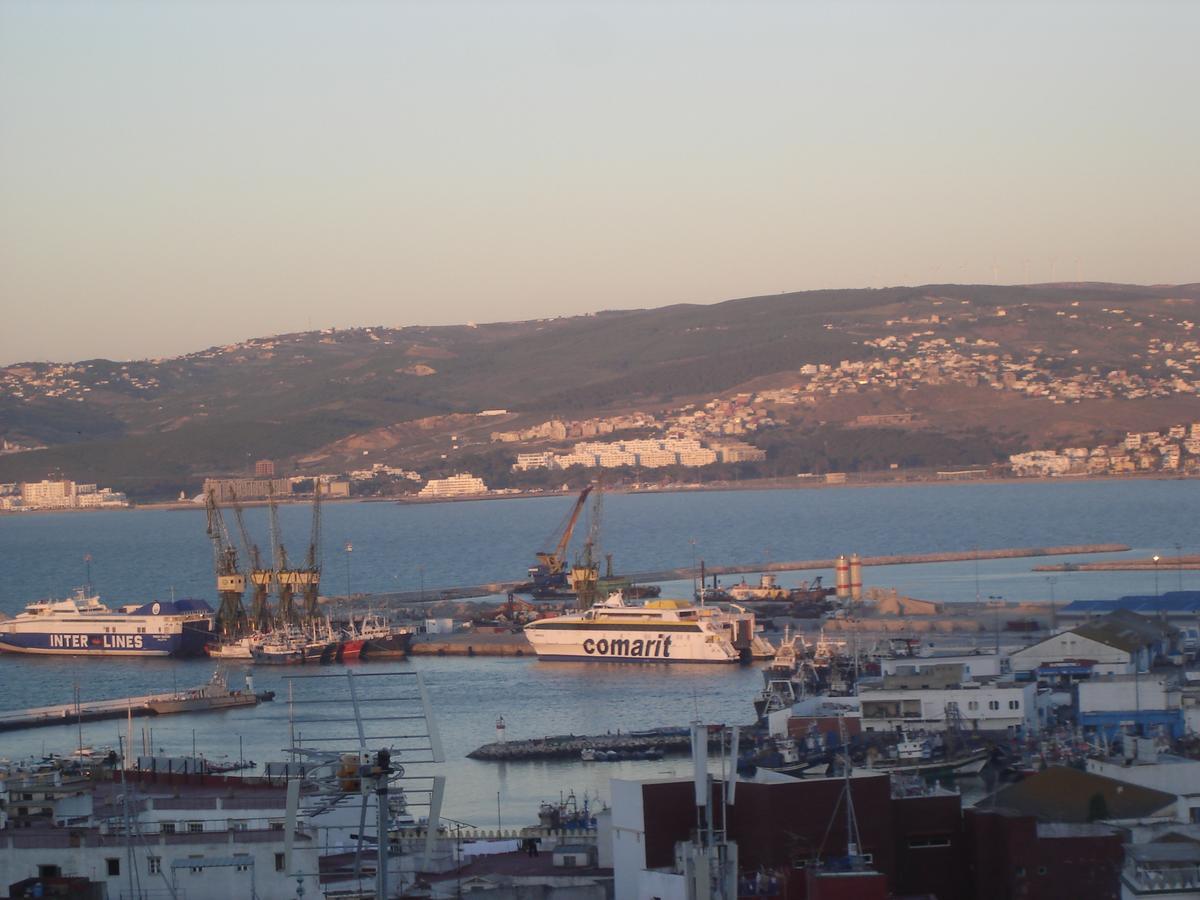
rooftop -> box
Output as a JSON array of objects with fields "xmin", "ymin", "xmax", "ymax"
[{"xmin": 984, "ymin": 765, "xmax": 1176, "ymax": 823}]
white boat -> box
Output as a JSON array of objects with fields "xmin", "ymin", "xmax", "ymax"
[
  {"xmin": 523, "ymin": 592, "xmax": 741, "ymax": 663},
  {"xmin": 0, "ymin": 588, "xmax": 215, "ymax": 657},
  {"xmin": 205, "ymin": 635, "xmax": 262, "ymax": 659}
]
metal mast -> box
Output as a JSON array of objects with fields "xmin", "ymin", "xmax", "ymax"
[
  {"xmin": 268, "ymin": 484, "xmax": 299, "ymax": 626},
  {"xmin": 301, "ymin": 481, "xmax": 323, "ymax": 621}
]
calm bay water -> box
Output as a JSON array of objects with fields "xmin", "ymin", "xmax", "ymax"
[{"xmin": 1, "ymin": 479, "xmax": 1197, "ymax": 823}]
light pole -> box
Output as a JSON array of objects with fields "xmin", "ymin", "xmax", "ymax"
[
  {"xmin": 988, "ymin": 594, "xmax": 1003, "ymax": 653},
  {"xmin": 689, "ymin": 538, "xmax": 698, "ymax": 599},
  {"xmin": 1153, "ymin": 555, "xmax": 1161, "ymax": 597},
  {"xmin": 345, "ymin": 542, "xmax": 353, "ymax": 600}
]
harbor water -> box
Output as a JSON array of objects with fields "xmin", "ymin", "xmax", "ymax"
[{"xmin": 1, "ymin": 479, "xmax": 1198, "ymax": 824}]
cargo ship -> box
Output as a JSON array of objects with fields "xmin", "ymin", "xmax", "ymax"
[
  {"xmin": 0, "ymin": 589, "xmax": 215, "ymax": 657},
  {"xmin": 523, "ymin": 593, "xmax": 744, "ymax": 663}
]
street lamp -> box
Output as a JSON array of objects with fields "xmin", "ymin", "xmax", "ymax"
[{"xmin": 1153, "ymin": 555, "xmax": 1161, "ymax": 597}]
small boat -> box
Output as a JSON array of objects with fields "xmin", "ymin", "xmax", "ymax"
[{"xmin": 860, "ymin": 734, "xmax": 991, "ymax": 778}]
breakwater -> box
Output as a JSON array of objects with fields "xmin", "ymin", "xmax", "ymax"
[
  {"xmin": 1034, "ymin": 555, "xmax": 1200, "ymax": 572},
  {"xmin": 362, "ymin": 543, "xmax": 1131, "ymax": 604},
  {"xmin": 468, "ymin": 728, "xmax": 714, "ymax": 761}
]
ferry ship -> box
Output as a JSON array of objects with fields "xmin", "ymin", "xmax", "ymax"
[
  {"xmin": 523, "ymin": 593, "xmax": 743, "ymax": 663},
  {"xmin": 0, "ymin": 589, "xmax": 215, "ymax": 657}
]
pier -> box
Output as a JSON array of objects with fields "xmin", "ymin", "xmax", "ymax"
[{"xmin": 0, "ymin": 682, "xmax": 271, "ymax": 734}]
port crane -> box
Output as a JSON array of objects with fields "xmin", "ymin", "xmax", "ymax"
[
  {"xmin": 228, "ymin": 489, "xmax": 275, "ymax": 633},
  {"xmin": 205, "ymin": 489, "xmax": 248, "ymax": 637},
  {"xmin": 570, "ymin": 483, "xmax": 604, "ymax": 607},
  {"xmin": 528, "ymin": 484, "xmax": 593, "ymax": 591}
]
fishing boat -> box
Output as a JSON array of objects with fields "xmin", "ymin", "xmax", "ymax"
[{"xmin": 860, "ymin": 733, "xmax": 991, "ymax": 777}]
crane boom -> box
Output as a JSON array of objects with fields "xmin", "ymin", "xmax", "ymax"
[{"xmin": 535, "ymin": 485, "xmax": 593, "ymax": 575}]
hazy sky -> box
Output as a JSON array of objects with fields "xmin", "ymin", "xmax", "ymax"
[{"xmin": 1, "ymin": 0, "xmax": 1197, "ymax": 364}]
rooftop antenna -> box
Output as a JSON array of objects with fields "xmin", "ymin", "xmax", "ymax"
[{"xmin": 281, "ymin": 671, "xmax": 446, "ymax": 897}]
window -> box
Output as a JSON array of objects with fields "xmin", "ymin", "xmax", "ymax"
[
  {"xmin": 270, "ymin": 821, "xmax": 285, "ymax": 831},
  {"xmin": 988, "ymin": 700, "xmax": 1000, "ymax": 710},
  {"xmin": 235, "ymin": 857, "xmax": 252, "ymax": 873},
  {"xmin": 187, "ymin": 821, "xmax": 204, "ymax": 833},
  {"xmin": 148, "ymin": 857, "xmax": 161, "ymax": 875},
  {"xmin": 229, "ymin": 819, "xmax": 248, "ymax": 831},
  {"xmin": 38, "ymin": 865, "xmax": 62, "ymax": 879},
  {"xmin": 275, "ymin": 853, "xmax": 287, "ymax": 872},
  {"xmin": 1009, "ymin": 700, "xmax": 1021, "ymax": 710},
  {"xmin": 160, "ymin": 822, "xmax": 176, "ymax": 834},
  {"xmin": 967, "ymin": 701, "xmax": 979, "ymax": 711},
  {"xmin": 106, "ymin": 858, "xmax": 120, "ymax": 877},
  {"xmin": 908, "ymin": 837, "xmax": 952, "ymax": 848}
]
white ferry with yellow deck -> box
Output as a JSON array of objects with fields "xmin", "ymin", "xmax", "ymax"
[{"xmin": 523, "ymin": 593, "xmax": 744, "ymax": 663}]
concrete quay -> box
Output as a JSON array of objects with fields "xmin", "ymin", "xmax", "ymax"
[{"xmin": 409, "ymin": 632, "xmax": 533, "ymax": 657}]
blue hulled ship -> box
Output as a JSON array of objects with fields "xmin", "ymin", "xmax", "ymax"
[{"xmin": 0, "ymin": 589, "xmax": 215, "ymax": 657}]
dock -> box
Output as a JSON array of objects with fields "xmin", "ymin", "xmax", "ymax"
[
  {"xmin": 0, "ymin": 683, "xmax": 272, "ymax": 734},
  {"xmin": 409, "ymin": 632, "xmax": 532, "ymax": 657},
  {"xmin": 356, "ymin": 543, "xmax": 1132, "ymax": 605}
]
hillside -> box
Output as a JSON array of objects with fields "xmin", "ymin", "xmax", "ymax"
[{"xmin": 2, "ymin": 282, "xmax": 1199, "ymax": 498}]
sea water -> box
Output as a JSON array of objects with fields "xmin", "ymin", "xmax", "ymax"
[{"xmin": 0, "ymin": 479, "xmax": 1196, "ymax": 823}]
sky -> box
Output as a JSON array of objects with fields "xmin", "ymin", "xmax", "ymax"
[{"xmin": 1, "ymin": 0, "xmax": 1197, "ymax": 365}]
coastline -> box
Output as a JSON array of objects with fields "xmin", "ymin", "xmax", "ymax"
[{"xmin": 3, "ymin": 470, "xmax": 1197, "ymax": 515}]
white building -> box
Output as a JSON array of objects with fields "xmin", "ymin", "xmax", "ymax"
[
  {"xmin": 858, "ymin": 680, "xmax": 1037, "ymax": 733},
  {"xmin": 0, "ymin": 770, "xmax": 320, "ymax": 899},
  {"xmin": 1010, "ymin": 612, "xmax": 1172, "ymax": 677},
  {"xmin": 881, "ymin": 652, "xmax": 1010, "ymax": 680},
  {"xmin": 417, "ymin": 473, "xmax": 488, "ymax": 498}
]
